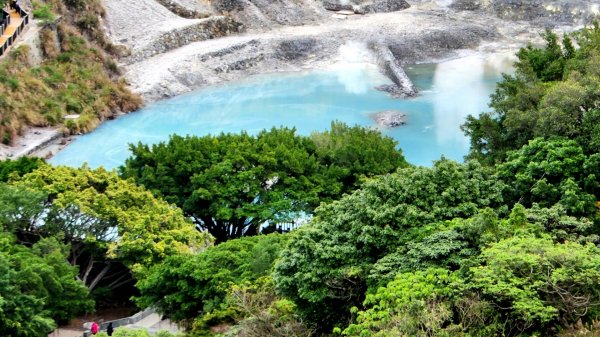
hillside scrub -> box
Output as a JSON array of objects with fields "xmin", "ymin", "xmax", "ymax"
[{"xmin": 0, "ymin": 0, "xmax": 141, "ymax": 145}]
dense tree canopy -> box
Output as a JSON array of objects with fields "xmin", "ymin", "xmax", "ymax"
[
  {"xmin": 273, "ymin": 160, "xmax": 504, "ymax": 329},
  {"xmin": 135, "ymin": 234, "xmax": 287, "ymax": 322},
  {"xmin": 0, "ymin": 157, "xmax": 44, "ymax": 182},
  {"xmin": 121, "ymin": 124, "xmax": 406, "ymax": 242},
  {"xmin": 0, "ymin": 234, "xmax": 93, "ymax": 337},
  {"xmin": 0, "ymin": 163, "xmax": 211, "ymax": 306},
  {"xmin": 497, "ymin": 137, "xmax": 599, "ymax": 216}
]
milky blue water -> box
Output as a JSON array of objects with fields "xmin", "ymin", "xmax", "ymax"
[{"xmin": 50, "ymin": 54, "xmax": 511, "ymax": 169}]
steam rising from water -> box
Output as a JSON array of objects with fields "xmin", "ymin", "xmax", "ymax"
[
  {"xmin": 330, "ymin": 41, "xmax": 382, "ymax": 94},
  {"xmin": 431, "ymin": 53, "xmax": 513, "ymax": 145}
]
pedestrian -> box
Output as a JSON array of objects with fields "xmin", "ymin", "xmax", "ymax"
[
  {"xmin": 90, "ymin": 322, "xmax": 99, "ymax": 335},
  {"xmin": 106, "ymin": 322, "xmax": 114, "ymax": 336}
]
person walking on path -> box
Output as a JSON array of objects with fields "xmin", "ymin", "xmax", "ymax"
[{"xmin": 106, "ymin": 322, "xmax": 114, "ymax": 336}]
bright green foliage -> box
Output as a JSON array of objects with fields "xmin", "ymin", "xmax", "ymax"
[
  {"xmin": 112, "ymin": 328, "xmax": 150, "ymax": 337},
  {"xmin": 0, "ymin": 233, "xmax": 93, "ymax": 336},
  {"xmin": 121, "ymin": 124, "xmax": 406, "ymax": 242},
  {"xmin": 0, "ymin": 183, "xmax": 46, "ymax": 233},
  {"xmin": 0, "ymin": 157, "xmax": 44, "ymax": 182},
  {"xmin": 366, "ymin": 204, "xmax": 537, "ymax": 284},
  {"xmin": 13, "ymin": 165, "xmax": 210, "ymax": 268},
  {"xmin": 311, "ymin": 121, "xmax": 408, "ymax": 195},
  {"xmin": 135, "ymin": 234, "xmax": 287, "ymax": 322},
  {"xmin": 343, "ymin": 268, "xmax": 461, "ymax": 337},
  {"xmin": 273, "ymin": 160, "xmax": 504, "ymax": 328},
  {"xmin": 463, "ymin": 25, "xmax": 600, "ymax": 163},
  {"xmin": 497, "ymin": 138, "xmax": 599, "ymax": 216},
  {"xmin": 470, "ymin": 236, "xmax": 600, "ymax": 329}
]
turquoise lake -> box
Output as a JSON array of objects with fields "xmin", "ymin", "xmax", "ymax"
[{"xmin": 50, "ymin": 54, "xmax": 512, "ymax": 169}]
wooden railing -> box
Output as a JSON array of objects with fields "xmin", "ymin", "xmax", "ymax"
[{"xmin": 0, "ymin": 4, "xmax": 29, "ymax": 57}]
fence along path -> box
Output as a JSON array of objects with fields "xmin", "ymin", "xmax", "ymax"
[{"xmin": 0, "ymin": 3, "xmax": 29, "ymax": 57}]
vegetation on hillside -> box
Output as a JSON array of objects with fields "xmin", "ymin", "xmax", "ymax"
[
  {"xmin": 130, "ymin": 25, "xmax": 599, "ymax": 337},
  {"xmin": 0, "ymin": 0, "xmax": 141, "ymax": 145}
]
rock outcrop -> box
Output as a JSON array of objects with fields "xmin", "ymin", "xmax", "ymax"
[
  {"xmin": 371, "ymin": 110, "xmax": 407, "ymax": 127},
  {"xmin": 370, "ymin": 42, "xmax": 417, "ymax": 98},
  {"xmin": 275, "ymin": 38, "xmax": 319, "ymax": 61},
  {"xmin": 127, "ymin": 16, "xmax": 243, "ymax": 63}
]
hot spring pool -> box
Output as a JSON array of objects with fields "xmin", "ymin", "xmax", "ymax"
[{"xmin": 50, "ymin": 54, "xmax": 512, "ymax": 169}]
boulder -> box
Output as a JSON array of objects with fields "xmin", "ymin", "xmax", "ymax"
[
  {"xmin": 371, "ymin": 110, "xmax": 407, "ymax": 128},
  {"xmin": 322, "ymin": 0, "xmax": 410, "ymax": 13},
  {"xmin": 363, "ymin": 0, "xmax": 410, "ymax": 13},
  {"xmin": 212, "ymin": 0, "xmax": 247, "ymax": 12},
  {"xmin": 275, "ymin": 38, "xmax": 318, "ymax": 60},
  {"xmin": 322, "ymin": 0, "xmax": 355, "ymax": 11}
]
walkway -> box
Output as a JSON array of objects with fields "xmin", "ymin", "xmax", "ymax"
[
  {"xmin": 0, "ymin": 8, "xmax": 22, "ymax": 43},
  {"xmin": 0, "ymin": 5, "xmax": 27, "ymax": 57}
]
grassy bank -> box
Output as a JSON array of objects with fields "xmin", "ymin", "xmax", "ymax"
[{"xmin": 0, "ymin": 0, "xmax": 141, "ymax": 145}]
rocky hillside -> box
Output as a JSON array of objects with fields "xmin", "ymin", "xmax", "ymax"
[
  {"xmin": 99, "ymin": 0, "xmax": 598, "ymax": 103},
  {"xmin": 451, "ymin": 0, "xmax": 598, "ymax": 24}
]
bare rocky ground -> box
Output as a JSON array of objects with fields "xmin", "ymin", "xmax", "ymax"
[{"xmin": 107, "ymin": 0, "xmax": 597, "ymax": 103}]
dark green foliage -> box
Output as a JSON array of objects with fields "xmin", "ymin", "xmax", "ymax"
[
  {"xmin": 121, "ymin": 124, "xmax": 406, "ymax": 243},
  {"xmin": 0, "ymin": 157, "xmax": 44, "ymax": 182},
  {"xmin": 121, "ymin": 128, "xmax": 324, "ymax": 243},
  {"xmin": 273, "ymin": 160, "xmax": 504, "ymax": 329},
  {"xmin": 135, "ymin": 234, "xmax": 287, "ymax": 322},
  {"xmin": 497, "ymin": 138, "xmax": 599, "ymax": 216},
  {"xmin": 311, "ymin": 121, "xmax": 408, "ymax": 195},
  {"xmin": 0, "ymin": 233, "xmax": 94, "ymax": 336},
  {"xmin": 463, "ymin": 24, "xmax": 600, "ymax": 163}
]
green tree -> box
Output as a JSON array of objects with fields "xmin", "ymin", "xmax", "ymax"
[
  {"xmin": 342, "ymin": 268, "xmax": 461, "ymax": 337},
  {"xmin": 0, "ymin": 233, "xmax": 93, "ymax": 336},
  {"xmin": 121, "ymin": 128, "xmax": 324, "ymax": 243},
  {"xmin": 121, "ymin": 125, "xmax": 406, "ymax": 243},
  {"xmin": 311, "ymin": 121, "xmax": 407, "ymax": 195},
  {"xmin": 463, "ymin": 25, "xmax": 600, "ymax": 163},
  {"xmin": 497, "ymin": 138, "xmax": 599, "ymax": 216},
  {"xmin": 0, "ymin": 157, "xmax": 44, "ymax": 183},
  {"xmin": 135, "ymin": 234, "xmax": 287, "ymax": 322},
  {"xmin": 274, "ymin": 160, "xmax": 504, "ymax": 329},
  {"xmin": 8, "ymin": 165, "xmax": 211, "ymax": 291},
  {"xmin": 470, "ymin": 236, "xmax": 600, "ymax": 333}
]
